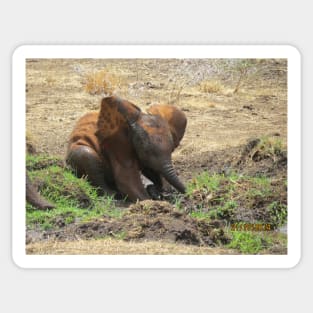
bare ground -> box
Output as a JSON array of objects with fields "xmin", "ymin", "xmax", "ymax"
[{"xmin": 26, "ymin": 238, "xmax": 237, "ymax": 255}]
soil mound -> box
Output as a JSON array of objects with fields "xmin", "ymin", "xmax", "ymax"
[
  {"xmin": 27, "ymin": 200, "xmax": 230, "ymax": 247},
  {"xmin": 234, "ymin": 137, "xmax": 287, "ymax": 177}
]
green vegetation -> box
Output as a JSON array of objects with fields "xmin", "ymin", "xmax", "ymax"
[
  {"xmin": 268, "ymin": 201, "xmax": 288, "ymax": 227},
  {"xmin": 26, "ymin": 154, "xmax": 122, "ymax": 230},
  {"xmin": 190, "ymin": 211, "xmax": 210, "ymax": 220},
  {"xmin": 173, "ymin": 194, "xmax": 183, "ymax": 210},
  {"xmin": 185, "ymin": 171, "xmax": 287, "ymax": 225},
  {"xmin": 227, "ymin": 231, "xmax": 271, "ymax": 254},
  {"xmin": 187, "ymin": 172, "xmax": 222, "ymax": 195},
  {"xmin": 208, "ymin": 200, "xmax": 238, "ymax": 220},
  {"xmin": 226, "ymin": 229, "xmax": 287, "ymax": 254},
  {"xmin": 26, "ymin": 154, "xmax": 64, "ymax": 171},
  {"xmin": 177, "ymin": 169, "xmax": 288, "ymax": 254}
]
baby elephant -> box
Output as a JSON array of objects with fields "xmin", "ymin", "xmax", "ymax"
[{"xmin": 66, "ymin": 96, "xmax": 187, "ymax": 201}]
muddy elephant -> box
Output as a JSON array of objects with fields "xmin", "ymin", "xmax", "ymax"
[
  {"xmin": 26, "ymin": 174, "xmax": 55, "ymax": 209},
  {"xmin": 66, "ymin": 96, "xmax": 187, "ymax": 201}
]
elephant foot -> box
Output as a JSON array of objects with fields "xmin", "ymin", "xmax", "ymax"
[
  {"xmin": 141, "ymin": 172, "xmax": 163, "ymax": 200},
  {"xmin": 146, "ymin": 184, "xmax": 162, "ymax": 200}
]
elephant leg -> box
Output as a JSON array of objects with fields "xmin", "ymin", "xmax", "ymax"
[
  {"xmin": 142, "ymin": 168, "xmax": 163, "ymax": 189},
  {"xmin": 110, "ymin": 160, "xmax": 150, "ymax": 202},
  {"xmin": 66, "ymin": 145, "xmax": 115, "ymax": 196},
  {"xmin": 141, "ymin": 168, "xmax": 163, "ymax": 200}
]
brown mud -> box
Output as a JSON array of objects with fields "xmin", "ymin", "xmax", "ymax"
[{"xmin": 27, "ymin": 201, "xmax": 230, "ymax": 247}]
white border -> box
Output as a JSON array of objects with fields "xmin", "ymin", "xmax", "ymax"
[{"xmin": 12, "ymin": 45, "xmax": 301, "ymax": 269}]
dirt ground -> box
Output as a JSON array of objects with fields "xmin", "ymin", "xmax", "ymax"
[
  {"xmin": 26, "ymin": 58, "xmax": 287, "ymax": 254},
  {"xmin": 26, "ymin": 238, "xmax": 237, "ymax": 255}
]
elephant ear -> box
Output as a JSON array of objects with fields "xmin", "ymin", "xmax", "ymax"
[
  {"xmin": 147, "ymin": 104, "xmax": 187, "ymax": 148},
  {"xmin": 96, "ymin": 96, "xmax": 141, "ymax": 139}
]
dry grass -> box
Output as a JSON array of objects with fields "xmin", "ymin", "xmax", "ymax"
[
  {"xmin": 26, "ymin": 238, "xmax": 236, "ymax": 255},
  {"xmin": 249, "ymin": 136, "xmax": 286, "ymax": 161},
  {"xmin": 83, "ymin": 69, "xmax": 119, "ymax": 95},
  {"xmin": 199, "ymin": 80, "xmax": 225, "ymax": 94},
  {"xmin": 26, "ymin": 130, "xmax": 38, "ymax": 154}
]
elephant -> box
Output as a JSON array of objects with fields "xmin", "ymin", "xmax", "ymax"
[
  {"xmin": 66, "ymin": 96, "xmax": 187, "ymax": 201},
  {"xmin": 26, "ymin": 174, "xmax": 55, "ymax": 209}
]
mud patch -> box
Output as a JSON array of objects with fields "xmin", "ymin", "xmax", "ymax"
[
  {"xmin": 26, "ymin": 200, "xmax": 230, "ymax": 247},
  {"xmin": 176, "ymin": 135, "xmax": 287, "ymax": 181},
  {"xmin": 123, "ymin": 201, "xmax": 229, "ymax": 245},
  {"xmin": 183, "ymin": 180, "xmax": 286, "ymax": 228}
]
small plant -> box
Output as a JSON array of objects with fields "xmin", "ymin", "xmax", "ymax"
[
  {"xmin": 209, "ymin": 201, "xmax": 237, "ymax": 220},
  {"xmin": 228, "ymin": 231, "xmax": 270, "ymax": 254},
  {"xmin": 199, "ymin": 80, "xmax": 224, "ymax": 94},
  {"xmin": 83, "ymin": 69, "xmax": 119, "ymax": 95},
  {"xmin": 172, "ymin": 194, "xmax": 183, "ymax": 210},
  {"xmin": 42, "ymin": 222, "xmax": 53, "ymax": 231},
  {"xmin": 110, "ymin": 231, "xmax": 127, "ymax": 240},
  {"xmin": 250, "ymin": 136, "xmax": 285, "ymax": 162},
  {"xmin": 26, "ymin": 131, "xmax": 38, "ymax": 154},
  {"xmin": 64, "ymin": 215, "xmax": 75, "ymax": 225},
  {"xmin": 190, "ymin": 211, "xmax": 210, "ymax": 220},
  {"xmin": 245, "ymin": 176, "xmax": 272, "ymax": 198},
  {"xmin": 232, "ymin": 60, "xmax": 254, "ymax": 93},
  {"xmin": 268, "ymin": 201, "xmax": 287, "ymax": 227},
  {"xmin": 187, "ymin": 172, "xmax": 221, "ymax": 195}
]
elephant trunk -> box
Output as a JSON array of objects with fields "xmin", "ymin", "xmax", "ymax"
[{"xmin": 161, "ymin": 161, "xmax": 186, "ymax": 193}]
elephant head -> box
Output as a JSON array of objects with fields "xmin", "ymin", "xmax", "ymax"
[
  {"xmin": 101, "ymin": 96, "xmax": 187, "ymax": 193},
  {"xmin": 147, "ymin": 104, "xmax": 187, "ymax": 149}
]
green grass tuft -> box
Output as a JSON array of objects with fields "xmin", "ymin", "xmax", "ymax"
[
  {"xmin": 26, "ymin": 154, "xmax": 123, "ymax": 230},
  {"xmin": 183, "ymin": 171, "xmax": 287, "ymax": 229},
  {"xmin": 268, "ymin": 201, "xmax": 287, "ymax": 227},
  {"xmin": 227, "ymin": 231, "xmax": 271, "ymax": 254},
  {"xmin": 187, "ymin": 172, "xmax": 222, "ymax": 195}
]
